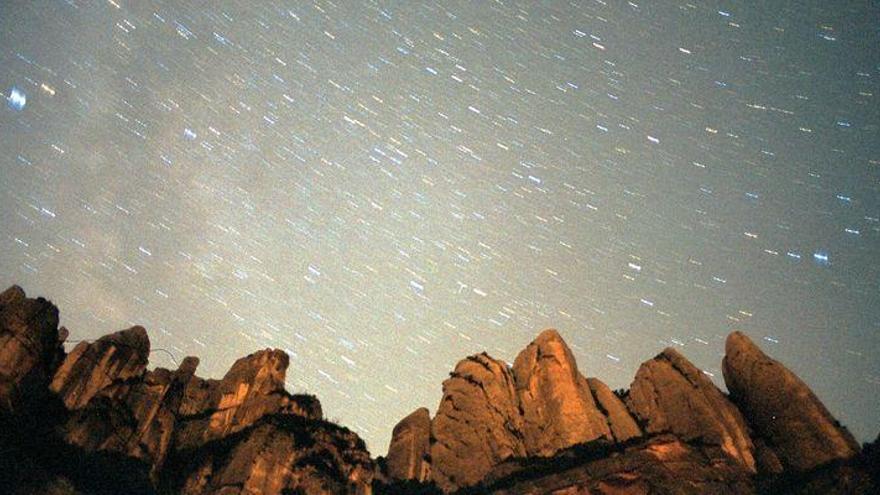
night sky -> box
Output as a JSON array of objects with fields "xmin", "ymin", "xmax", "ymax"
[{"xmin": 1, "ymin": 1, "xmax": 878, "ymax": 452}]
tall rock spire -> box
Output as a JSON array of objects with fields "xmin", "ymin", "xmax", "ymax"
[{"xmin": 722, "ymin": 331, "xmax": 860, "ymax": 472}]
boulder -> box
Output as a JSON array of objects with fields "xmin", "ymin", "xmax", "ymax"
[
  {"xmin": 722, "ymin": 331, "xmax": 860, "ymax": 472},
  {"xmin": 627, "ymin": 348, "xmax": 756, "ymax": 472}
]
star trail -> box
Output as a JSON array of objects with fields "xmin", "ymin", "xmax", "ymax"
[{"xmin": 1, "ymin": 1, "xmax": 878, "ymax": 452}]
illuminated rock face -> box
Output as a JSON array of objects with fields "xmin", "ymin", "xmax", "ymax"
[
  {"xmin": 512, "ymin": 329, "xmax": 613, "ymax": 456},
  {"xmin": 626, "ymin": 347, "xmax": 756, "ymax": 473},
  {"xmin": 723, "ymin": 331, "xmax": 860, "ymax": 472},
  {"xmin": 387, "ymin": 328, "xmax": 875, "ymax": 493},
  {"xmin": 585, "ymin": 377, "xmax": 641, "ymax": 443},
  {"xmin": 50, "ymin": 325, "xmax": 152, "ymax": 410},
  {"xmin": 403, "ymin": 330, "xmax": 649, "ymax": 492},
  {"xmin": 0, "ymin": 285, "xmax": 374, "ymax": 495},
  {"xmin": 385, "ymin": 407, "xmax": 431, "ymax": 482},
  {"xmin": 2, "ymin": 285, "xmax": 877, "ymax": 494},
  {"xmin": 429, "ymin": 352, "xmax": 526, "ymax": 493}
]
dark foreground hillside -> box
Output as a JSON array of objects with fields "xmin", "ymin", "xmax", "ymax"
[{"xmin": 0, "ymin": 285, "xmax": 876, "ymax": 494}]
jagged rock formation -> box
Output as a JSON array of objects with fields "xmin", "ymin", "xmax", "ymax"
[
  {"xmin": 173, "ymin": 415, "xmax": 374, "ymax": 495},
  {"xmin": 174, "ymin": 348, "xmax": 323, "ymax": 451},
  {"xmin": 385, "ymin": 329, "xmax": 875, "ymax": 494},
  {"xmin": 512, "ymin": 329, "xmax": 612, "ymax": 456},
  {"xmin": 1, "ymin": 285, "xmax": 877, "ymax": 495},
  {"xmin": 626, "ymin": 347, "xmax": 757, "ymax": 472},
  {"xmin": 429, "ymin": 353, "xmax": 526, "ymax": 492},
  {"xmin": 415, "ymin": 330, "xmax": 646, "ymax": 492},
  {"xmin": 385, "ymin": 408, "xmax": 431, "ymax": 482},
  {"xmin": 0, "ymin": 286, "xmax": 373, "ymax": 495},
  {"xmin": 722, "ymin": 331, "xmax": 860, "ymax": 472},
  {"xmin": 50, "ymin": 325, "xmax": 152, "ymax": 409}
]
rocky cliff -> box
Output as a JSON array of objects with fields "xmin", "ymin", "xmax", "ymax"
[
  {"xmin": 1, "ymin": 285, "xmax": 877, "ymax": 495},
  {"xmin": 384, "ymin": 330, "xmax": 878, "ymax": 494},
  {"xmin": 0, "ymin": 286, "xmax": 373, "ymax": 495}
]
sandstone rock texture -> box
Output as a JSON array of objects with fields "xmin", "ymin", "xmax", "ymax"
[
  {"xmin": 584, "ymin": 378, "xmax": 640, "ymax": 443},
  {"xmin": 1, "ymin": 285, "xmax": 877, "ymax": 495},
  {"xmin": 396, "ymin": 329, "xmax": 651, "ymax": 492},
  {"xmin": 386, "ymin": 407, "xmax": 431, "ymax": 482},
  {"xmin": 722, "ymin": 331, "xmax": 860, "ymax": 472},
  {"xmin": 430, "ymin": 353, "xmax": 526, "ymax": 492},
  {"xmin": 0, "ymin": 285, "xmax": 373, "ymax": 495},
  {"xmin": 175, "ymin": 416, "xmax": 374, "ymax": 495},
  {"xmin": 512, "ymin": 329, "xmax": 612, "ymax": 456},
  {"xmin": 386, "ymin": 328, "xmax": 876, "ymax": 493},
  {"xmin": 50, "ymin": 325, "xmax": 151, "ymax": 410},
  {"xmin": 626, "ymin": 348, "xmax": 756, "ymax": 472}
]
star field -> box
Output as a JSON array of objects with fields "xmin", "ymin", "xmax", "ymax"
[{"xmin": 1, "ymin": 1, "xmax": 878, "ymax": 452}]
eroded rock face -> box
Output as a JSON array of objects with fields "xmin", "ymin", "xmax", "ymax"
[
  {"xmin": 0, "ymin": 285, "xmax": 373, "ymax": 495},
  {"xmin": 626, "ymin": 348, "xmax": 756, "ymax": 472},
  {"xmin": 386, "ymin": 407, "xmax": 431, "ymax": 482},
  {"xmin": 176, "ymin": 416, "xmax": 374, "ymax": 495},
  {"xmin": 430, "ymin": 353, "xmax": 526, "ymax": 492},
  {"xmin": 585, "ymin": 377, "xmax": 641, "ymax": 443},
  {"xmin": 50, "ymin": 326, "xmax": 150, "ymax": 410},
  {"xmin": 58, "ymin": 356, "xmax": 200, "ymax": 482},
  {"xmin": 512, "ymin": 329, "xmax": 612, "ymax": 456},
  {"xmin": 722, "ymin": 331, "xmax": 860, "ymax": 472},
  {"xmin": 0, "ymin": 285, "xmax": 63, "ymax": 413},
  {"xmin": 175, "ymin": 348, "xmax": 321, "ymax": 450}
]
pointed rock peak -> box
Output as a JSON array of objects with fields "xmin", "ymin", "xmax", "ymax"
[
  {"xmin": 533, "ymin": 328, "xmax": 565, "ymax": 345},
  {"xmin": 513, "ymin": 328, "xmax": 579, "ymax": 380},
  {"xmin": 722, "ymin": 331, "xmax": 860, "ymax": 472},
  {"xmin": 655, "ymin": 346, "xmax": 690, "ymax": 367},
  {"xmin": 725, "ymin": 330, "xmax": 757, "ymax": 357},
  {"xmin": 628, "ymin": 345, "xmax": 756, "ymax": 472},
  {"xmin": 513, "ymin": 329, "xmax": 612, "ymax": 457},
  {"xmin": 393, "ymin": 407, "xmax": 430, "ymax": 435}
]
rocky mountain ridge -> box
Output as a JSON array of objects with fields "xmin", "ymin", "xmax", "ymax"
[
  {"xmin": 384, "ymin": 326, "xmax": 874, "ymax": 494},
  {"xmin": 1, "ymin": 285, "xmax": 877, "ymax": 494},
  {"xmin": 0, "ymin": 286, "xmax": 372, "ymax": 494}
]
